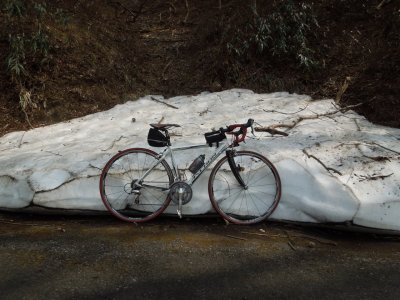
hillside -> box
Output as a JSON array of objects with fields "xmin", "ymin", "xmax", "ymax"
[{"xmin": 1, "ymin": 0, "xmax": 399, "ymax": 136}]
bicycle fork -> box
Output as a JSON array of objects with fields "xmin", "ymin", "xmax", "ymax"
[{"xmin": 226, "ymin": 150, "xmax": 247, "ymax": 189}]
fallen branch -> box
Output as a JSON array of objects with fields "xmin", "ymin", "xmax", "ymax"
[
  {"xmin": 303, "ymin": 149, "xmax": 342, "ymax": 176},
  {"xmin": 357, "ymin": 173, "xmax": 394, "ymax": 182},
  {"xmin": 355, "ymin": 144, "xmax": 391, "ymax": 162},
  {"xmin": 370, "ymin": 142, "xmax": 400, "ymax": 155},
  {"xmin": 284, "ymin": 230, "xmax": 297, "ymax": 250},
  {"xmin": 353, "ymin": 118, "xmax": 361, "ymax": 131},
  {"xmin": 199, "ymin": 108, "xmax": 210, "ymax": 116},
  {"xmin": 254, "ymin": 127, "xmax": 288, "ymax": 136},
  {"xmin": 293, "ymin": 233, "xmax": 337, "ymax": 246},
  {"xmin": 45, "ymin": 150, "xmax": 63, "ymax": 157},
  {"xmin": 341, "ymin": 141, "xmax": 400, "ymax": 156},
  {"xmin": 241, "ymin": 231, "xmax": 337, "ymax": 246},
  {"xmin": 150, "ymin": 96, "xmax": 179, "ymax": 109},
  {"xmin": 17, "ymin": 131, "xmax": 26, "ymax": 148},
  {"xmin": 0, "ymin": 219, "xmax": 57, "ymax": 227},
  {"xmin": 226, "ymin": 235, "xmax": 247, "ymax": 241},
  {"xmin": 158, "ymin": 116, "xmax": 165, "ymax": 124},
  {"xmin": 257, "ymin": 102, "xmax": 366, "ymax": 133},
  {"xmin": 288, "ymin": 241, "xmax": 296, "ymax": 251},
  {"xmin": 263, "ymin": 103, "xmax": 309, "ymax": 115},
  {"xmin": 241, "ymin": 231, "xmax": 285, "ymax": 238}
]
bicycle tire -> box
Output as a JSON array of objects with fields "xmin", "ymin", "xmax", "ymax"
[
  {"xmin": 99, "ymin": 148, "xmax": 174, "ymax": 223},
  {"xmin": 208, "ymin": 150, "xmax": 281, "ymax": 225}
]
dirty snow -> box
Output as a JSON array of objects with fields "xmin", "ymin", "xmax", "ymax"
[{"xmin": 0, "ymin": 90, "xmax": 399, "ymax": 230}]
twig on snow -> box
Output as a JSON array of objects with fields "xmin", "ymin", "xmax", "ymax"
[
  {"xmin": 353, "ymin": 118, "xmax": 361, "ymax": 131},
  {"xmin": 150, "ymin": 96, "xmax": 179, "ymax": 109},
  {"xmin": 263, "ymin": 103, "xmax": 309, "ymax": 115},
  {"xmin": 357, "ymin": 173, "xmax": 394, "ymax": 182},
  {"xmin": 303, "ymin": 149, "xmax": 343, "ymax": 176},
  {"xmin": 158, "ymin": 116, "xmax": 165, "ymax": 124},
  {"xmin": 342, "ymin": 141, "xmax": 400, "ymax": 156},
  {"xmin": 254, "ymin": 127, "xmax": 289, "ymax": 136},
  {"xmin": 369, "ymin": 141, "xmax": 400, "ymax": 155},
  {"xmin": 258, "ymin": 102, "xmax": 366, "ymax": 133}
]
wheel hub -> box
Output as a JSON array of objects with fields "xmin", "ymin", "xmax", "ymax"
[{"xmin": 124, "ymin": 179, "xmax": 141, "ymax": 194}]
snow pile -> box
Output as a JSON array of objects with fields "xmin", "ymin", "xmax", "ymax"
[{"xmin": 0, "ymin": 89, "xmax": 399, "ymax": 230}]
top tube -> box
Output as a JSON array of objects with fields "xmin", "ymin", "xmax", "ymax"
[{"xmin": 170, "ymin": 143, "xmax": 211, "ymax": 152}]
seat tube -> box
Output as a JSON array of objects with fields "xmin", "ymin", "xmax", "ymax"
[{"xmin": 169, "ymin": 146, "xmax": 179, "ymax": 180}]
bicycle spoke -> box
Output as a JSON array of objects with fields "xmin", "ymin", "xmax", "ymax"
[
  {"xmin": 100, "ymin": 149, "xmax": 173, "ymax": 222},
  {"xmin": 209, "ymin": 151, "xmax": 281, "ymax": 224}
]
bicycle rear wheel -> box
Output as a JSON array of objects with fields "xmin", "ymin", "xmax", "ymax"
[
  {"xmin": 208, "ymin": 151, "xmax": 281, "ymax": 225},
  {"xmin": 100, "ymin": 148, "xmax": 173, "ymax": 223}
]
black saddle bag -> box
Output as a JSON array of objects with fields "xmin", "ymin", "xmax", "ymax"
[{"xmin": 148, "ymin": 128, "xmax": 169, "ymax": 147}]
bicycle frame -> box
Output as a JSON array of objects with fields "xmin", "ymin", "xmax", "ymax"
[
  {"xmin": 100, "ymin": 118, "xmax": 282, "ymax": 224},
  {"xmin": 137, "ymin": 140, "xmax": 230, "ymax": 189}
]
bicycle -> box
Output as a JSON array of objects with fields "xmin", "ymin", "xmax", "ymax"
[{"xmin": 99, "ymin": 119, "xmax": 282, "ymax": 224}]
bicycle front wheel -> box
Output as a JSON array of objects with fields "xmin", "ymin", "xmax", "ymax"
[
  {"xmin": 208, "ymin": 151, "xmax": 281, "ymax": 225},
  {"xmin": 100, "ymin": 148, "xmax": 174, "ymax": 223}
]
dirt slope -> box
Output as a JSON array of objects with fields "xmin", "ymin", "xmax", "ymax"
[{"xmin": 0, "ymin": 0, "xmax": 399, "ymax": 136}]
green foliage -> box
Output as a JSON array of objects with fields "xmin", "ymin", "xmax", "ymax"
[
  {"xmin": 33, "ymin": 2, "xmax": 47, "ymax": 18},
  {"xmin": 6, "ymin": 34, "xmax": 27, "ymax": 81},
  {"xmin": 31, "ymin": 26, "xmax": 50, "ymax": 56},
  {"xmin": 54, "ymin": 8, "xmax": 71, "ymax": 26},
  {"xmin": 5, "ymin": 0, "xmax": 26, "ymax": 17},
  {"xmin": 2, "ymin": 0, "xmax": 70, "ymax": 114},
  {"xmin": 227, "ymin": 1, "xmax": 319, "ymax": 70}
]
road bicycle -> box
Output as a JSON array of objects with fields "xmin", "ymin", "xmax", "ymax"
[{"xmin": 99, "ymin": 119, "xmax": 282, "ymax": 224}]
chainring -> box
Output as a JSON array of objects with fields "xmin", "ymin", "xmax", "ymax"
[{"xmin": 169, "ymin": 181, "xmax": 193, "ymax": 205}]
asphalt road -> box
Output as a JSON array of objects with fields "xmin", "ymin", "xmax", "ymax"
[{"xmin": 1, "ymin": 212, "xmax": 400, "ymax": 300}]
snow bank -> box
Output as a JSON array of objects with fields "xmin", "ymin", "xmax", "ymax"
[{"xmin": 0, "ymin": 90, "xmax": 399, "ymax": 230}]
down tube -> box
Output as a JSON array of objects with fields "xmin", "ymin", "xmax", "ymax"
[{"xmin": 187, "ymin": 143, "xmax": 229, "ymax": 186}]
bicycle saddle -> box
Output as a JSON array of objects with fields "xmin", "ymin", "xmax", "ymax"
[{"xmin": 150, "ymin": 123, "xmax": 181, "ymax": 130}]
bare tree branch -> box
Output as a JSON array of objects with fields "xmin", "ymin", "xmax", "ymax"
[
  {"xmin": 257, "ymin": 102, "xmax": 366, "ymax": 133},
  {"xmin": 303, "ymin": 149, "xmax": 342, "ymax": 176}
]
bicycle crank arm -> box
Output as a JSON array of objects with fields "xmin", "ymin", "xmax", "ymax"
[{"xmin": 177, "ymin": 187, "xmax": 184, "ymax": 219}]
